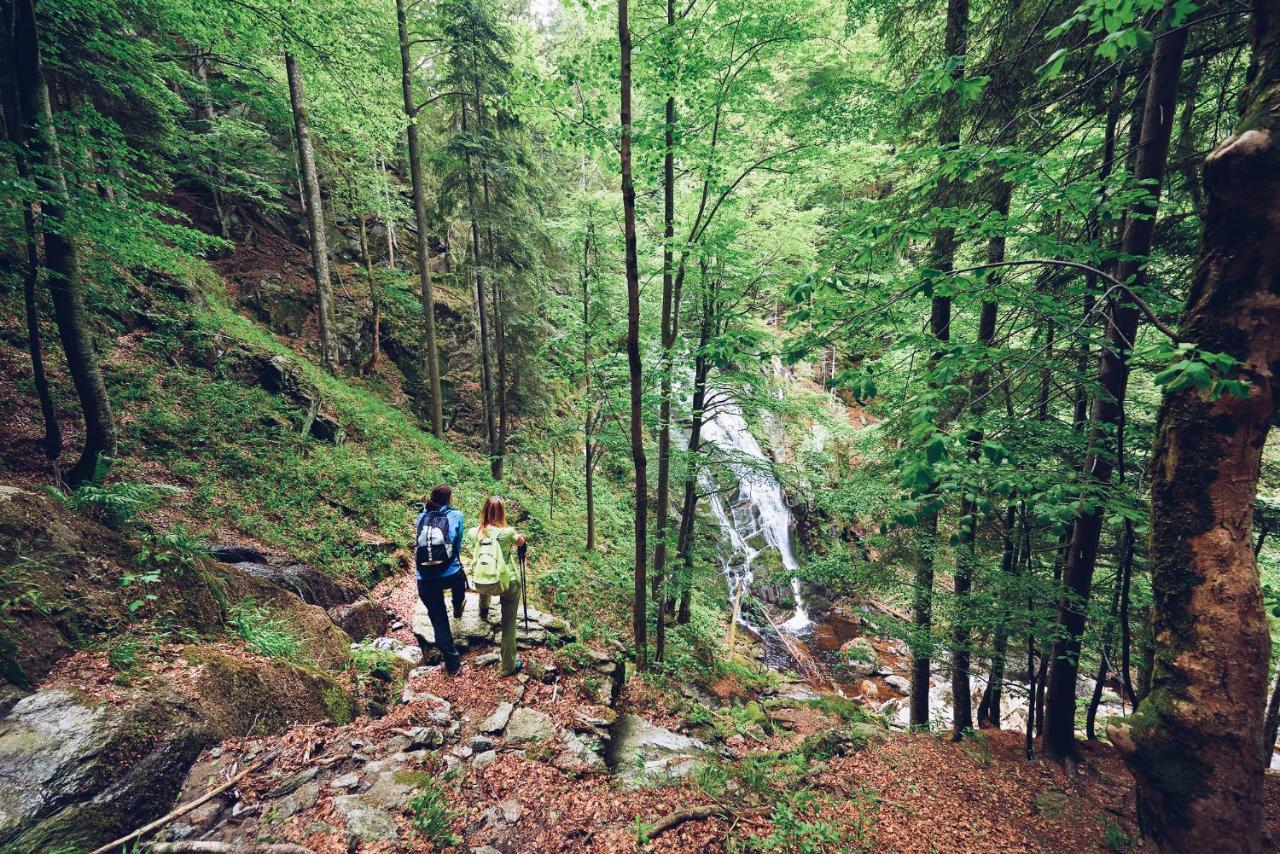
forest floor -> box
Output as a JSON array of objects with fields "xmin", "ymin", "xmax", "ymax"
[{"xmin": 158, "ymin": 571, "xmax": 1280, "ymax": 853}]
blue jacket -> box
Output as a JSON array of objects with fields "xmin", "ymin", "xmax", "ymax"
[{"xmin": 415, "ymin": 504, "xmax": 465, "ymax": 581}]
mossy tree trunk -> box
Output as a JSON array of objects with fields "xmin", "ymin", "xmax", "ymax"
[
  {"xmin": 1108, "ymin": 2, "xmax": 1279, "ymax": 847},
  {"xmin": 12, "ymin": 0, "xmax": 115, "ymax": 486}
]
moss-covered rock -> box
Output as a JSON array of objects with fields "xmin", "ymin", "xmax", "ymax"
[{"xmin": 192, "ymin": 650, "xmax": 356, "ymax": 735}]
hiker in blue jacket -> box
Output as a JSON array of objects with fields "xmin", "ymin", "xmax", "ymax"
[{"xmin": 414, "ymin": 483, "xmax": 466, "ymax": 675}]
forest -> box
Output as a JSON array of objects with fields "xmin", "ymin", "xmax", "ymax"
[{"xmin": 1, "ymin": 0, "xmax": 1278, "ymax": 850}]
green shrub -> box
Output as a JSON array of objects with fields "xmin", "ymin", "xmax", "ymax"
[
  {"xmin": 52, "ymin": 482, "xmax": 181, "ymax": 527},
  {"xmin": 408, "ymin": 779, "xmax": 458, "ymax": 847},
  {"xmin": 229, "ymin": 598, "xmax": 303, "ymax": 661}
]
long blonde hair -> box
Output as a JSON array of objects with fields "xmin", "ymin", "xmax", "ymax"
[{"xmin": 479, "ymin": 496, "xmax": 507, "ymax": 533}]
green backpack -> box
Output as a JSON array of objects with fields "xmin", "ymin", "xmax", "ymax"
[{"xmin": 469, "ymin": 527, "xmax": 514, "ymax": 594}]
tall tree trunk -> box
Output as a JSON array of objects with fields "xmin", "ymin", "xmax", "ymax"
[
  {"xmin": 192, "ymin": 51, "xmax": 231, "ymax": 242},
  {"xmin": 675, "ymin": 267, "xmax": 714, "ymax": 625},
  {"xmin": 978, "ymin": 505, "xmax": 1020, "ymax": 729},
  {"xmin": 1108, "ymin": 4, "xmax": 1278, "ymax": 846},
  {"xmin": 582, "ymin": 226, "xmax": 596, "ymax": 552},
  {"xmin": 395, "ymin": 0, "xmax": 444, "ymax": 436},
  {"xmin": 1044, "ymin": 7, "xmax": 1189, "ymax": 759},
  {"xmin": 619, "ymin": 0, "xmax": 647, "ymax": 672},
  {"xmin": 360, "ymin": 215, "xmax": 380, "ymax": 372},
  {"xmin": 12, "ymin": 0, "xmax": 115, "ymax": 486},
  {"xmin": 460, "ymin": 98, "xmax": 498, "ymax": 475},
  {"xmin": 1, "ymin": 17, "xmax": 61, "ymax": 466},
  {"xmin": 951, "ymin": 177, "xmax": 1007, "ymax": 740},
  {"xmin": 652, "ymin": 0, "xmax": 677, "ymax": 663},
  {"xmin": 674, "ymin": 267, "xmax": 714, "ymax": 625},
  {"xmin": 284, "ymin": 51, "xmax": 337, "ymax": 374},
  {"xmin": 911, "ymin": 0, "xmax": 970, "ymax": 730}
]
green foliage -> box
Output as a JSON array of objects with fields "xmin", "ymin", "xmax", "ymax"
[
  {"xmin": 408, "ymin": 779, "xmax": 459, "ymax": 847},
  {"xmin": 228, "ymin": 598, "xmax": 304, "ymax": 661},
  {"xmin": 53, "ymin": 482, "xmax": 181, "ymax": 528}
]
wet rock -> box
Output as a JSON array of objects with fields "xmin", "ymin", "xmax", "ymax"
[
  {"xmin": 478, "ymin": 702, "xmax": 513, "ymax": 734},
  {"xmin": 838, "ymin": 638, "xmax": 880, "ymax": 676},
  {"xmin": 333, "ymin": 795, "xmax": 398, "ymax": 842},
  {"xmin": 264, "ymin": 766, "xmax": 319, "ymax": 798},
  {"xmin": 396, "ymin": 646, "xmax": 424, "ymax": 667},
  {"xmin": 327, "ymin": 599, "xmax": 388, "ymax": 641},
  {"xmin": 0, "ymin": 688, "xmax": 210, "ymax": 850},
  {"xmin": 503, "ymin": 707, "xmax": 555, "ymax": 744},
  {"xmin": 605, "ymin": 714, "xmax": 709, "ymax": 785}
]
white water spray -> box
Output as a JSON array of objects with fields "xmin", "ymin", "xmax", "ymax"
[{"xmin": 700, "ymin": 399, "xmax": 811, "ymax": 634}]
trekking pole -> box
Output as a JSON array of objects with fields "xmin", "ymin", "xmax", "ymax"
[{"xmin": 518, "ymin": 542, "xmax": 529, "ymax": 631}]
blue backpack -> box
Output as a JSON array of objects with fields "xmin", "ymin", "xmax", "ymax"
[{"xmin": 415, "ymin": 508, "xmax": 454, "ymax": 574}]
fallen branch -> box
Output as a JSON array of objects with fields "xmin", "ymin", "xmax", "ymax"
[
  {"xmin": 91, "ymin": 752, "xmax": 277, "ymax": 854},
  {"xmin": 148, "ymin": 844, "xmax": 314, "ymax": 853},
  {"xmin": 646, "ymin": 805, "xmax": 732, "ymax": 840}
]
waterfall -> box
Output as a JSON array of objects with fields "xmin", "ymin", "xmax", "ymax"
[{"xmin": 700, "ymin": 399, "xmax": 811, "ymax": 634}]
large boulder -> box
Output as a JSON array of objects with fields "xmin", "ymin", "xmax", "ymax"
[
  {"xmin": 0, "ymin": 688, "xmax": 208, "ymax": 852},
  {"xmin": 0, "ymin": 652, "xmax": 356, "ymax": 853},
  {"xmin": 605, "ymin": 714, "xmax": 709, "ymax": 785},
  {"xmin": 838, "ymin": 637, "xmax": 880, "ymax": 676}
]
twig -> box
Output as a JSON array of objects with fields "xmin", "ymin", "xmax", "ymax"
[{"xmin": 91, "ymin": 753, "xmax": 276, "ymax": 854}]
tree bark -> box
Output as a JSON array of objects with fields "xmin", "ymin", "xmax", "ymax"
[
  {"xmin": 1, "ymin": 13, "xmax": 61, "ymax": 466},
  {"xmin": 911, "ymin": 0, "xmax": 969, "ymax": 730},
  {"xmin": 359, "ymin": 215, "xmax": 380, "ymax": 372},
  {"xmin": 675, "ymin": 265, "xmax": 714, "ymax": 625},
  {"xmin": 950, "ymin": 178, "xmax": 1008, "ymax": 739},
  {"xmin": 1107, "ymin": 5, "xmax": 1278, "ymax": 847},
  {"xmin": 284, "ymin": 51, "xmax": 337, "ymax": 374},
  {"xmin": 1044, "ymin": 7, "xmax": 1189, "ymax": 759},
  {"xmin": 619, "ymin": 0, "xmax": 647, "ymax": 671},
  {"xmin": 652, "ymin": 0, "xmax": 678, "ymax": 664},
  {"xmin": 582, "ymin": 225, "xmax": 596, "ymax": 552},
  {"xmin": 12, "ymin": 0, "xmax": 115, "ymax": 486},
  {"xmin": 395, "ymin": 0, "xmax": 444, "ymax": 436},
  {"xmin": 460, "ymin": 98, "xmax": 498, "ymax": 475}
]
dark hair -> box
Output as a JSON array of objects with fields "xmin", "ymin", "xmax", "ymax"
[{"xmin": 427, "ymin": 484, "xmax": 453, "ymax": 509}]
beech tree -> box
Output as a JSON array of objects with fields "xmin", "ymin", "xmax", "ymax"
[{"xmin": 1108, "ymin": 0, "xmax": 1277, "ymax": 846}]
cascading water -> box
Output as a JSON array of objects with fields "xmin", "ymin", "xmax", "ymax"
[{"xmin": 700, "ymin": 398, "xmax": 811, "ymax": 635}]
